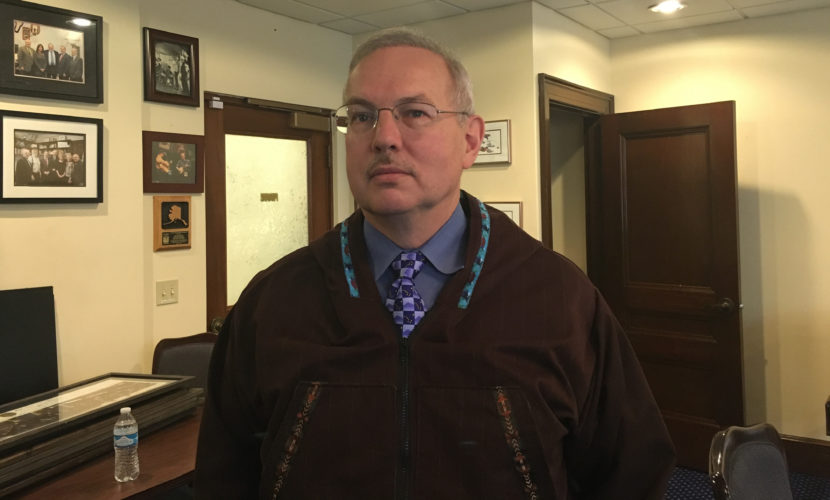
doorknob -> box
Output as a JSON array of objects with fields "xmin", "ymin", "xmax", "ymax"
[{"xmin": 710, "ymin": 297, "xmax": 738, "ymax": 314}]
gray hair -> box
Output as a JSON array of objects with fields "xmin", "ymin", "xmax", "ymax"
[{"xmin": 346, "ymin": 28, "xmax": 474, "ymax": 114}]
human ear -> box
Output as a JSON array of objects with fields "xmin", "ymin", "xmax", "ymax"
[{"xmin": 461, "ymin": 114, "xmax": 485, "ymax": 170}]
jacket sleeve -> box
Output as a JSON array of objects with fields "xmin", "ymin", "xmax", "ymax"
[
  {"xmin": 565, "ymin": 290, "xmax": 676, "ymax": 499},
  {"xmin": 194, "ymin": 307, "xmax": 263, "ymax": 499}
]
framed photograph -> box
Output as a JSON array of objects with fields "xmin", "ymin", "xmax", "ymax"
[
  {"xmin": 487, "ymin": 201, "xmax": 522, "ymax": 227},
  {"xmin": 143, "ymin": 131, "xmax": 204, "ymax": 193},
  {"xmin": 143, "ymin": 28, "xmax": 199, "ymax": 107},
  {"xmin": 154, "ymin": 195, "xmax": 191, "ymax": 251},
  {"xmin": 0, "ymin": 1, "xmax": 103, "ymax": 103},
  {"xmin": 476, "ymin": 119, "xmax": 511, "ymax": 164},
  {"xmin": 0, "ymin": 373, "xmax": 190, "ymax": 454},
  {"xmin": 1, "ymin": 110, "xmax": 102, "ymax": 204}
]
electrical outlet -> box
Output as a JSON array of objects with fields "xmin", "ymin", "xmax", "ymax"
[{"xmin": 156, "ymin": 279, "xmax": 179, "ymax": 305}]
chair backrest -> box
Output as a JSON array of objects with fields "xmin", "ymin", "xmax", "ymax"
[
  {"xmin": 152, "ymin": 332, "xmax": 218, "ymax": 390},
  {"xmin": 709, "ymin": 423, "xmax": 793, "ymax": 500}
]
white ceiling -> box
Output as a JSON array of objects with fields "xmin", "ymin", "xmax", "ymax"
[{"xmin": 235, "ymin": 0, "xmax": 830, "ymax": 39}]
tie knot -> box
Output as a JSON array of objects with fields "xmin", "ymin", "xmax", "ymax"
[{"xmin": 391, "ymin": 251, "xmax": 425, "ymax": 279}]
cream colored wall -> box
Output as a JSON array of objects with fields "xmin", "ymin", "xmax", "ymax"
[
  {"xmin": 610, "ymin": 8, "xmax": 830, "ymax": 440},
  {"xmin": 532, "ymin": 2, "xmax": 610, "ymax": 265},
  {"xmin": 0, "ymin": 0, "xmax": 350, "ymax": 385}
]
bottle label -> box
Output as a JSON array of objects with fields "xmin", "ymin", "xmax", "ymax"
[{"xmin": 114, "ymin": 432, "xmax": 138, "ymax": 447}]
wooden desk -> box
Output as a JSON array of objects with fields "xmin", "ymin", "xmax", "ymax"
[{"xmin": 14, "ymin": 410, "xmax": 201, "ymax": 499}]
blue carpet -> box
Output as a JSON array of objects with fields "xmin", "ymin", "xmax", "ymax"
[{"xmin": 665, "ymin": 467, "xmax": 830, "ymax": 499}]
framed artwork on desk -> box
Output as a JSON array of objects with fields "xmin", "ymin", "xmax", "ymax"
[
  {"xmin": 0, "ymin": 109, "xmax": 103, "ymax": 204},
  {"xmin": 0, "ymin": 373, "xmax": 190, "ymax": 454},
  {"xmin": 0, "ymin": 0, "xmax": 103, "ymax": 103}
]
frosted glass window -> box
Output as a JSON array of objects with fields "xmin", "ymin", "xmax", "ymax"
[{"xmin": 226, "ymin": 134, "xmax": 308, "ymax": 305}]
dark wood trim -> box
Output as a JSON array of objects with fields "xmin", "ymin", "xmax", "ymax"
[
  {"xmin": 204, "ymin": 93, "xmax": 227, "ymax": 330},
  {"xmin": 783, "ymin": 434, "xmax": 830, "ymax": 478},
  {"xmin": 537, "ymin": 74, "xmax": 613, "ymax": 248}
]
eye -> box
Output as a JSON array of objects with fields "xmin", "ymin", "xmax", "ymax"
[
  {"xmin": 402, "ymin": 108, "xmax": 426, "ymax": 119},
  {"xmin": 351, "ymin": 111, "xmax": 373, "ymax": 123}
]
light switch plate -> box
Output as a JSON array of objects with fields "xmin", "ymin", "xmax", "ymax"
[{"xmin": 156, "ymin": 279, "xmax": 179, "ymax": 305}]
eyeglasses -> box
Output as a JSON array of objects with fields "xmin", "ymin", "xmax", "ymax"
[{"xmin": 333, "ymin": 102, "xmax": 468, "ymax": 134}]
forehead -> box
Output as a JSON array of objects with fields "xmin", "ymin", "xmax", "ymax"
[{"xmin": 346, "ymin": 46, "xmax": 454, "ymax": 104}]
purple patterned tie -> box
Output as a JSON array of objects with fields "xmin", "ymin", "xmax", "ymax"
[{"xmin": 385, "ymin": 251, "xmax": 427, "ymax": 338}]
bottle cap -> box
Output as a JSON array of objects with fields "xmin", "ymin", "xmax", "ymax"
[{"xmin": 120, "ymin": 407, "xmax": 131, "ymax": 414}]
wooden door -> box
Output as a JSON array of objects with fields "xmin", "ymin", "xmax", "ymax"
[
  {"xmin": 587, "ymin": 101, "xmax": 743, "ymax": 470},
  {"xmin": 204, "ymin": 93, "xmax": 332, "ymax": 329}
]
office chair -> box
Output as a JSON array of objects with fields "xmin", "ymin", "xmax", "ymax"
[
  {"xmin": 709, "ymin": 422, "xmax": 793, "ymax": 500},
  {"xmin": 152, "ymin": 332, "xmax": 218, "ymax": 390}
]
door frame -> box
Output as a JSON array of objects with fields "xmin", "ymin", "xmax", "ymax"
[
  {"xmin": 537, "ymin": 74, "xmax": 613, "ymax": 252},
  {"xmin": 203, "ymin": 92, "xmax": 333, "ymax": 329}
]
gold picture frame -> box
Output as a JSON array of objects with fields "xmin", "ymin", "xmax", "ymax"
[{"xmin": 153, "ymin": 195, "xmax": 190, "ymax": 251}]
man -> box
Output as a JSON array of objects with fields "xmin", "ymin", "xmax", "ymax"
[
  {"xmin": 45, "ymin": 42, "xmax": 59, "ymax": 78},
  {"xmin": 195, "ymin": 29, "xmax": 675, "ymax": 499},
  {"xmin": 14, "ymin": 148, "xmax": 33, "ymax": 186},
  {"xmin": 16, "ymin": 38, "xmax": 35, "ymax": 75},
  {"xmin": 67, "ymin": 45, "xmax": 83, "ymax": 82},
  {"xmin": 69, "ymin": 153, "xmax": 85, "ymax": 186},
  {"xmin": 56, "ymin": 45, "xmax": 70, "ymax": 80}
]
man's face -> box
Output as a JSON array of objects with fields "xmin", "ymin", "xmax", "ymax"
[
  {"xmin": 21, "ymin": 149, "xmax": 30, "ymax": 158},
  {"xmin": 59, "ymin": 46, "xmax": 66, "ymax": 54},
  {"xmin": 73, "ymin": 154, "xmax": 80, "ymax": 162},
  {"xmin": 24, "ymin": 39, "xmax": 31, "ymax": 48},
  {"xmin": 48, "ymin": 43, "xmax": 54, "ymax": 50},
  {"xmin": 343, "ymin": 46, "xmax": 482, "ymax": 224},
  {"xmin": 71, "ymin": 47, "xmax": 78, "ymax": 56}
]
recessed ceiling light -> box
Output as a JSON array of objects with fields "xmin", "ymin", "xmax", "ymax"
[
  {"xmin": 649, "ymin": 0, "xmax": 686, "ymax": 13},
  {"xmin": 68, "ymin": 18, "xmax": 92, "ymax": 27}
]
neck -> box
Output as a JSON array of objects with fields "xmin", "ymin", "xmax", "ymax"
[{"xmin": 363, "ymin": 198, "xmax": 458, "ymax": 249}]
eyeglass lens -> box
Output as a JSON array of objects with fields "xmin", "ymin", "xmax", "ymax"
[{"xmin": 335, "ymin": 102, "xmax": 440, "ymax": 133}]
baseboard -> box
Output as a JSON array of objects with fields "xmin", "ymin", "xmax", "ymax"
[{"xmin": 783, "ymin": 434, "xmax": 830, "ymax": 478}]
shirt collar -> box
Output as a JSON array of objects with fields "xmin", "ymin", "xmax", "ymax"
[{"xmin": 364, "ymin": 203, "xmax": 467, "ymax": 280}]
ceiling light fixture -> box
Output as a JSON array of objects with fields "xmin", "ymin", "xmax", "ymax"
[{"xmin": 649, "ymin": 0, "xmax": 686, "ymax": 13}]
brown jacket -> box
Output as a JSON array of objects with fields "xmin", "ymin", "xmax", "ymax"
[{"xmin": 195, "ymin": 192, "xmax": 675, "ymax": 499}]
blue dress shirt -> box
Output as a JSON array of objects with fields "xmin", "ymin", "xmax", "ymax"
[{"xmin": 364, "ymin": 203, "xmax": 467, "ymax": 309}]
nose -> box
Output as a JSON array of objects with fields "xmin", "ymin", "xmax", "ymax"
[{"xmin": 372, "ymin": 108, "xmax": 402, "ymax": 152}]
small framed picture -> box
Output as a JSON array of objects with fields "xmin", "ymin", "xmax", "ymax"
[
  {"xmin": 142, "ymin": 131, "xmax": 204, "ymax": 193},
  {"xmin": 476, "ymin": 119, "xmax": 511, "ymax": 164},
  {"xmin": 154, "ymin": 195, "xmax": 191, "ymax": 251},
  {"xmin": 486, "ymin": 201, "xmax": 522, "ymax": 227},
  {"xmin": 0, "ymin": 1, "xmax": 103, "ymax": 103},
  {"xmin": 143, "ymin": 27, "xmax": 199, "ymax": 107},
  {"xmin": 0, "ymin": 109, "xmax": 102, "ymax": 203}
]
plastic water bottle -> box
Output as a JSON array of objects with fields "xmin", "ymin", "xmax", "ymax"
[{"xmin": 113, "ymin": 407, "xmax": 140, "ymax": 482}]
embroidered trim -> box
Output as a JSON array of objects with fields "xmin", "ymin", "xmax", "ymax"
[
  {"xmin": 340, "ymin": 221, "xmax": 360, "ymax": 298},
  {"xmin": 458, "ymin": 200, "xmax": 490, "ymax": 309},
  {"xmin": 494, "ymin": 387, "xmax": 539, "ymax": 500},
  {"xmin": 272, "ymin": 382, "xmax": 322, "ymax": 499}
]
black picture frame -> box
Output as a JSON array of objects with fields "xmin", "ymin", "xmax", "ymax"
[
  {"xmin": 143, "ymin": 27, "xmax": 199, "ymax": 107},
  {"xmin": 142, "ymin": 130, "xmax": 204, "ymax": 193},
  {"xmin": 0, "ymin": 109, "xmax": 103, "ymax": 203},
  {"xmin": 0, "ymin": 0, "xmax": 103, "ymax": 103},
  {"xmin": 0, "ymin": 372, "xmax": 191, "ymax": 454}
]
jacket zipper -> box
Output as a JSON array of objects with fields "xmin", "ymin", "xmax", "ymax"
[{"xmin": 397, "ymin": 336, "xmax": 410, "ymax": 500}]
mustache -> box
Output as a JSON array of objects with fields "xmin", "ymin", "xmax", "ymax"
[{"xmin": 367, "ymin": 154, "xmax": 413, "ymax": 177}]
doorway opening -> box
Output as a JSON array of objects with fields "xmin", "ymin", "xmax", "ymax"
[{"xmin": 204, "ymin": 92, "xmax": 333, "ymax": 329}]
